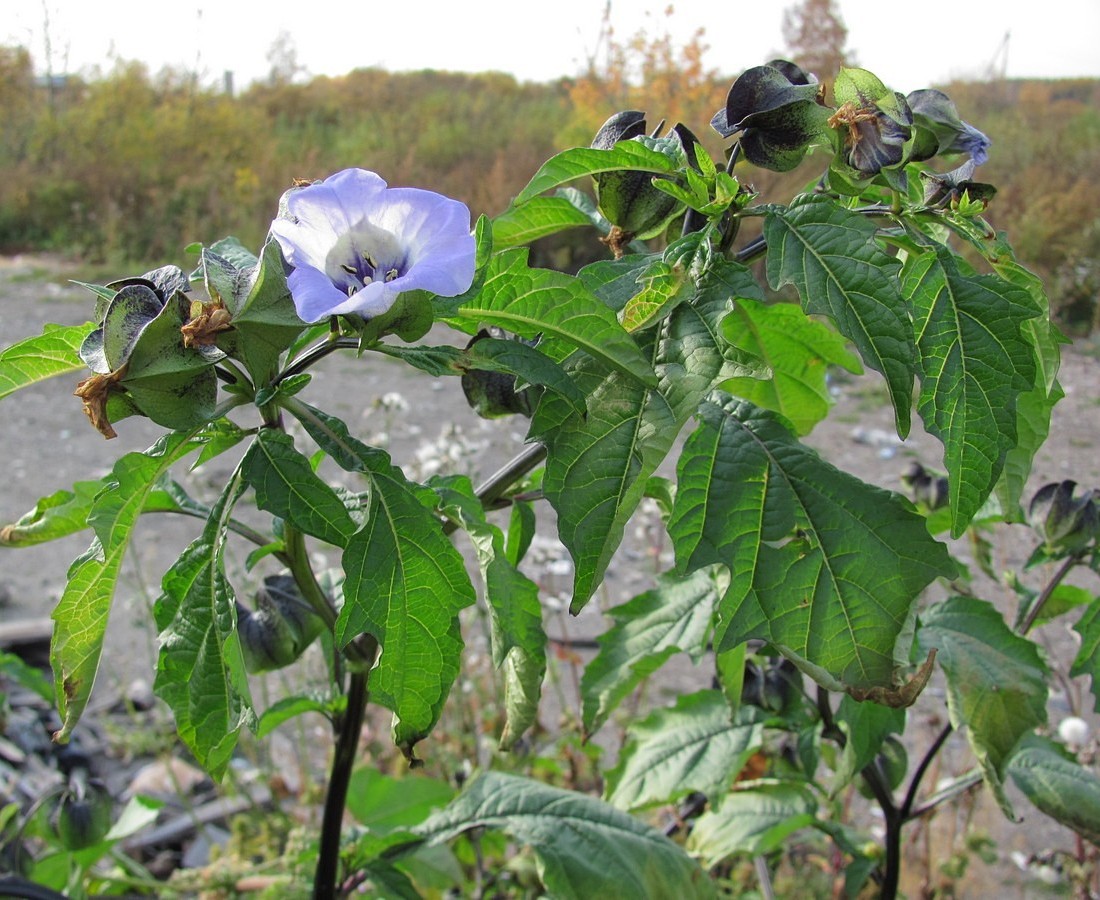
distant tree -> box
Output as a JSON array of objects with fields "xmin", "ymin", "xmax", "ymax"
[
  {"xmin": 781, "ymin": 0, "xmax": 855, "ymax": 82},
  {"xmin": 266, "ymin": 30, "xmax": 305, "ymax": 87}
]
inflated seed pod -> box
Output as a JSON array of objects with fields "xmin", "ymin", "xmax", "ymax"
[{"xmin": 237, "ymin": 574, "xmax": 325, "ymax": 673}]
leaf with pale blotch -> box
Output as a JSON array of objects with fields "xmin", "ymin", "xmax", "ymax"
[
  {"xmin": 918, "ymin": 596, "xmax": 1048, "ymax": 816},
  {"xmin": 1007, "ymin": 735, "xmax": 1100, "ymax": 845},
  {"xmin": 291, "ymin": 403, "xmax": 475, "ymax": 756},
  {"xmin": 902, "ymin": 246, "xmax": 1040, "ymax": 534},
  {"xmin": 604, "ymin": 691, "xmax": 765, "ymax": 811},
  {"xmin": 687, "ymin": 783, "xmax": 819, "ymax": 865},
  {"xmin": 433, "ymin": 476, "xmax": 545, "ymax": 750},
  {"xmin": 1071, "ymin": 597, "xmax": 1100, "ymax": 714},
  {"xmin": 415, "ymin": 771, "xmax": 715, "ymax": 900},
  {"xmin": 50, "ymin": 431, "xmax": 205, "ymax": 742},
  {"xmin": 720, "ymin": 298, "xmax": 862, "ymax": 435},
  {"xmin": 581, "ymin": 567, "xmax": 724, "ymax": 736},
  {"xmin": 669, "ymin": 395, "xmax": 956, "ymax": 692},
  {"xmin": 764, "ymin": 197, "xmax": 914, "ymax": 436},
  {"xmin": 153, "ymin": 466, "xmax": 255, "ymax": 777},
  {"xmin": 0, "ymin": 322, "xmax": 95, "ymax": 401},
  {"xmin": 514, "ymin": 141, "xmax": 679, "ymax": 206}
]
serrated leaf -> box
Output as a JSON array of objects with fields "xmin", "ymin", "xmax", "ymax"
[
  {"xmin": 347, "ymin": 768, "xmax": 455, "ymax": 834},
  {"xmin": 918, "ymin": 596, "xmax": 1048, "ymax": 816},
  {"xmin": 514, "ymin": 142, "xmax": 679, "ymax": 206},
  {"xmin": 671, "ymin": 395, "xmax": 956, "ymax": 691},
  {"xmin": 433, "ymin": 476, "xmax": 545, "ymax": 750},
  {"xmin": 491, "ymin": 195, "xmax": 593, "ymax": 248},
  {"xmin": 687, "ymin": 782, "xmax": 819, "ymax": 865},
  {"xmin": 289, "ymin": 402, "xmax": 474, "ymax": 755},
  {"xmin": 1007, "ymin": 735, "xmax": 1100, "ymax": 845},
  {"xmin": 720, "ymin": 298, "xmax": 862, "ymax": 435},
  {"xmin": 605, "ymin": 691, "xmax": 765, "ymax": 811},
  {"xmin": 241, "ymin": 429, "xmax": 356, "ymax": 548},
  {"xmin": 832, "ymin": 695, "xmax": 906, "ymax": 792},
  {"xmin": 0, "ymin": 322, "xmax": 95, "ymax": 401},
  {"xmin": 153, "ymin": 464, "xmax": 255, "ymax": 776},
  {"xmin": 414, "ymin": 771, "xmax": 714, "ymax": 900},
  {"xmin": 532, "ymin": 259, "xmax": 761, "ymax": 611},
  {"xmin": 50, "ymin": 431, "xmax": 203, "ymax": 741},
  {"xmin": 581, "ymin": 567, "xmax": 725, "ymax": 736},
  {"xmin": 764, "ymin": 197, "xmax": 914, "ymax": 436},
  {"xmin": 902, "ymin": 245, "xmax": 1040, "ymax": 534},
  {"xmin": 440, "ymin": 250, "xmax": 654, "ymax": 387}
]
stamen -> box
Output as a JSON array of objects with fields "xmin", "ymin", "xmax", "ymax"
[
  {"xmin": 340, "ymin": 263, "xmax": 356, "ymax": 275},
  {"xmin": 364, "ymin": 253, "xmax": 377, "ymax": 269},
  {"xmin": 385, "ymin": 268, "xmax": 399, "ymax": 282}
]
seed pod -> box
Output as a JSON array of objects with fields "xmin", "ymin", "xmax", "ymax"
[
  {"xmin": 237, "ymin": 574, "xmax": 325, "ymax": 673},
  {"xmin": 1028, "ymin": 480, "xmax": 1100, "ymax": 555},
  {"xmin": 54, "ymin": 777, "xmax": 112, "ymax": 851}
]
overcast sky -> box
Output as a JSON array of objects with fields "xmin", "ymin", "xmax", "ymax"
[{"xmin": 5, "ymin": 0, "xmax": 1099, "ymax": 92}]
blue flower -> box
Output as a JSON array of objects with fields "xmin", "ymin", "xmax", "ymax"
[{"xmin": 271, "ymin": 168, "xmax": 475, "ymax": 323}]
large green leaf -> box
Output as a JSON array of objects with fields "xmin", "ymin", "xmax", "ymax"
[
  {"xmin": 687, "ymin": 782, "xmax": 819, "ymax": 866},
  {"xmin": 50, "ymin": 431, "xmax": 204, "ymax": 742},
  {"xmin": 531, "ymin": 257, "xmax": 762, "ymax": 611},
  {"xmin": 241, "ymin": 429, "xmax": 357, "ymax": 548},
  {"xmin": 414, "ymin": 771, "xmax": 714, "ymax": 900},
  {"xmin": 1070, "ymin": 596, "xmax": 1100, "ymax": 713},
  {"xmin": 581, "ymin": 566, "xmax": 725, "ymax": 736},
  {"xmin": 513, "ymin": 141, "xmax": 679, "ymax": 206},
  {"xmin": 670, "ymin": 395, "xmax": 956, "ymax": 692},
  {"xmin": 491, "ymin": 195, "xmax": 593, "ymax": 248},
  {"xmin": 289, "ymin": 402, "xmax": 475, "ymax": 756},
  {"xmin": 1007, "ymin": 735, "xmax": 1100, "ymax": 845},
  {"xmin": 720, "ymin": 298, "xmax": 862, "ymax": 435},
  {"xmin": 918, "ymin": 596, "xmax": 1048, "ymax": 815},
  {"xmin": 902, "ymin": 245, "xmax": 1040, "ymax": 534},
  {"xmin": 153, "ymin": 464, "xmax": 255, "ymax": 777},
  {"xmin": 439, "ymin": 249, "xmax": 654, "ymax": 387},
  {"xmin": 433, "ymin": 476, "xmax": 546, "ymax": 750},
  {"xmin": 0, "ymin": 322, "xmax": 94, "ymax": 401},
  {"xmin": 604, "ymin": 691, "xmax": 765, "ymax": 811},
  {"xmin": 764, "ymin": 196, "xmax": 914, "ymax": 436}
]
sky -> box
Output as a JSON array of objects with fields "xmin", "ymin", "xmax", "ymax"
[{"xmin": 4, "ymin": 0, "xmax": 1099, "ymax": 92}]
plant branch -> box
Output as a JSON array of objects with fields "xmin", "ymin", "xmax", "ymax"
[
  {"xmin": 900, "ymin": 722, "xmax": 953, "ymax": 822},
  {"xmin": 1019, "ymin": 554, "xmax": 1083, "ymax": 634},
  {"xmin": 277, "ymin": 336, "xmax": 360, "ymax": 384}
]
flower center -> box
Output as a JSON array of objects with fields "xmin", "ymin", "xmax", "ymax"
[{"xmin": 325, "ymin": 221, "xmax": 408, "ymax": 296}]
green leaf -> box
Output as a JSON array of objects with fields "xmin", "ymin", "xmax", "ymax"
[
  {"xmin": 918, "ymin": 596, "xmax": 1048, "ymax": 815},
  {"xmin": 50, "ymin": 431, "xmax": 204, "ymax": 742},
  {"xmin": 439, "ymin": 250, "xmax": 655, "ymax": 387},
  {"xmin": 290, "ymin": 402, "xmax": 475, "ymax": 756},
  {"xmin": 1071, "ymin": 596, "xmax": 1100, "ymax": 713},
  {"xmin": 414, "ymin": 771, "xmax": 714, "ymax": 900},
  {"xmin": 764, "ymin": 197, "xmax": 914, "ymax": 436},
  {"xmin": 832, "ymin": 695, "xmax": 906, "ymax": 792},
  {"xmin": 347, "ymin": 768, "xmax": 455, "ymax": 833},
  {"xmin": 581, "ymin": 567, "xmax": 725, "ymax": 736},
  {"xmin": 241, "ymin": 429, "xmax": 356, "ymax": 548},
  {"xmin": 256, "ymin": 693, "xmax": 340, "ymax": 739},
  {"xmin": 153, "ymin": 463, "xmax": 255, "ymax": 777},
  {"xmin": 433, "ymin": 476, "xmax": 546, "ymax": 750},
  {"xmin": 532, "ymin": 259, "xmax": 759, "ymax": 611},
  {"xmin": 463, "ymin": 336, "xmax": 587, "ymax": 417},
  {"xmin": 0, "ymin": 322, "xmax": 95, "ymax": 401},
  {"xmin": 514, "ymin": 142, "xmax": 679, "ymax": 206},
  {"xmin": 605, "ymin": 691, "xmax": 765, "ymax": 810},
  {"xmin": 1007, "ymin": 735, "xmax": 1100, "ymax": 845},
  {"xmin": 720, "ymin": 298, "xmax": 862, "ymax": 435},
  {"xmin": 902, "ymin": 245, "xmax": 1040, "ymax": 534},
  {"xmin": 687, "ymin": 782, "xmax": 819, "ymax": 865},
  {"xmin": 671, "ymin": 395, "xmax": 956, "ymax": 691},
  {"xmin": 491, "ymin": 195, "xmax": 593, "ymax": 248}
]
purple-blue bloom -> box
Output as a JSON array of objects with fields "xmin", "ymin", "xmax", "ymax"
[{"xmin": 271, "ymin": 168, "xmax": 475, "ymax": 323}]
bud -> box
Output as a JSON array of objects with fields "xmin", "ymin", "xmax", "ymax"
[
  {"xmin": 900, "ymin": 461, "xmax": 949, "ymax": 511},
  {"xmin": 237, "ymin": 574, "xmax": 325, "ymax": 673},
  {"xmin": 54, "ymin": 777, "xmax": 112, "ymax": 851},
  {"xmin": 711, "ymin": 60, "xmax": 830, "ymax": 172},
  {"xmin": 1028, "ymin": 480, "xmax": 1100, "ymax": 554},
  {"xmin": 461, "ymin": 328, "xmax": 538, "ymax": 418},
  {"xmin": 907, "ymin": 89, "xmax": 991, "ymax": 165},
  {"xmin": 829, "ymin": 68, "xmax": 913, "ymax": 176},
  {"xmin": 590, "ymin": 111, "xmax": 690, "ymax": 243}
]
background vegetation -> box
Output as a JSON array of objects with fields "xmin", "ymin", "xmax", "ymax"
[{"xmin": 0, "ymin": 12, "xmax": 1097, "ymax": 330}]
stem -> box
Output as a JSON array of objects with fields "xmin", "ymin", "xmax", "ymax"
[
  {"xmin": 314, "ymin": 665, "xmax": 372, "ymax": 900},
  {"xmin": 900, "ymin": 722, "xmax": 953, "ymax": 822},
  {"xmin": 1019, "ymin": 554, "xmax": 1082, "ymax": 634},
  {"xmin": 277, "ymin": 337, "xmax": 359, "ymax": 385}
]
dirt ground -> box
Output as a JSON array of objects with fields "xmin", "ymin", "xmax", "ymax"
[{"xmin": 2, "ymin": 253, "xmax": 1099, "ymax": 896}]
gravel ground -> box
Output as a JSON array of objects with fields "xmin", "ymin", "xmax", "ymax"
[{"xmin": 2, "ymin": 252, "xmax": 1099, "ymax": 895}]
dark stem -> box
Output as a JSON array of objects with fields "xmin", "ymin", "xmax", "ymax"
[
  {"xmin": 900, "ymin": 722, "xmax": 953, "ymax": 822},
  {"xmin": 314, "ymin": 665, "xmax": 371, "ymax": 900},
  {"xmin": 278, "ymin": 336, "xmax": 359, "ymax": 384},
  {"xmin": 1019, "ymin": 554, "xmax": 1082, "ymax": 634}
]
